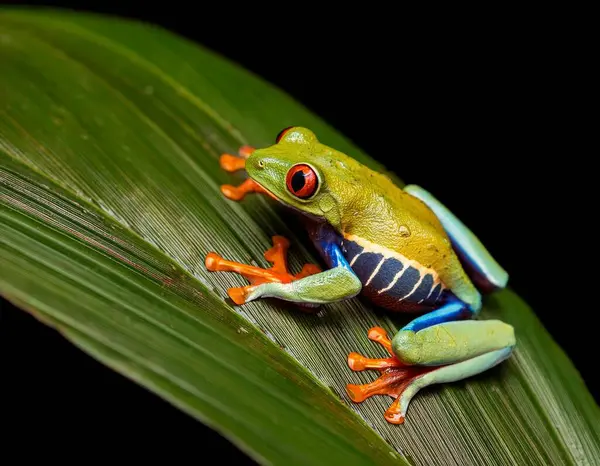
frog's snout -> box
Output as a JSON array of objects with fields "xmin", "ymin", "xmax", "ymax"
[
  {"xmin": 246, "ymin": 153, "xmax": 288, "ymax": 179},
  {"xmin": 245, "ymin": 151, "xmax": 266, "ymax": 174}
]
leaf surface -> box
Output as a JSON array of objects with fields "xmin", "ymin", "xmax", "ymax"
[{"xmin": 1, "ymin": 9, "xmax": 598, "ymax": 465}]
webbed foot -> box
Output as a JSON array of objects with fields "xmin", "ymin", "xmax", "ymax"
[
  {"xmin": 347, "ymin": 320, "xmax": 515, "ymax": 425},
  {"xmin": 205, "ymin": 236, "xmax": 321, "ymax": 305},
  {"xmin": 346, "ymin": 327, "xmax": 439, "ymax": 425}
]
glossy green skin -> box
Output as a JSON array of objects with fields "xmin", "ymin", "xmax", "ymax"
[
  {"xmin": 236, "ymin": 127, "xmax": 516, "ymax": 422},
  {"xmin": 246, "ymin": 127, "xmax": 480, "ymax": 309}
]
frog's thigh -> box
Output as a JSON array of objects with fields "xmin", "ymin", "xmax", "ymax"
[
  {"xmin": 389, "ymin": 296, "xmax": 515, "ymax": 365},
  {"xmin": 392, "ymin": 318, "xmax": 516, "ymax": 367},
  {"xmin": 403, "ymin": 184, "xmax": 508, "ymax": 292},
  {"xmin": 345, "ymin": 299, "xmax": 515, "ymax": 424},
  {"xmin": 388, "ymin": 316, "xmax": 514, "ymax": 423}
]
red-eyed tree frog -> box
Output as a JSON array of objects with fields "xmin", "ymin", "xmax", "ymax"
[{"xmin": 205, "ymin": 127, "xmax": 516, "ymax": 425}]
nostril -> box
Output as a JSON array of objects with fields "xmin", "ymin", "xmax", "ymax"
[{"xmin": 258, "ymin": 160, "xmax": 265, "ymax": 168}]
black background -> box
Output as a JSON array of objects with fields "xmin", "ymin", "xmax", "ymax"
[{"xmin": 1, "ymin": 2, "xmax": 595, "ymax": 464}]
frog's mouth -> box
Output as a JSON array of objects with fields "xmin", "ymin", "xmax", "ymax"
[{"xmin": 249, "ymin": 178, "xmax": 280, "ymax": 202}]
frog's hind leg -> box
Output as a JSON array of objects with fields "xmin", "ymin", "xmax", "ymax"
[
  {"xmin": 346, "ymin": 327, "xmax": 440, "ymax": 424},
  {"xmin": 404, "ymin": 184, "xmax": 508, "ymax": 293},
  {"xmin": 346, "ymin": 297, "xmax": 515, "ymax": 424}
]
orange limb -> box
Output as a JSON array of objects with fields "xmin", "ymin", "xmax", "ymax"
[
  {"xmin": 346, "ymin": 327, "xmax": 437, "ymax": 425},
  {"xmin": 237, "ymin": 145, "xmax": 255, "ymax": 159},
  {"xmin": 205, "ymin": 236, "xmax": 321, "ymax": 305},
  {"xmin": 219, "ymin": 145, "xmax": 278, "ymax": 202},
  {"xmin": 220, "ymin": 145, "xmax": 255, "ymax": 170},
  {"xmin": 219, "ymin": 154, "xmax": 247, "ymax": 173},
  {"xmin": 220, "ymin": 178, "xmax": 270, "ymax": 201}
]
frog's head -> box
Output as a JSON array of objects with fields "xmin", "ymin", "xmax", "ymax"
[{"xmin": 245, "ymin": 126, "xmax": 360, "ymax": 228}]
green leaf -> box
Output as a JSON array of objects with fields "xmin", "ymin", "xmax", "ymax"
[{"xmin": 0, "ymin": 8, "xmax": 598, "ymax": 465}]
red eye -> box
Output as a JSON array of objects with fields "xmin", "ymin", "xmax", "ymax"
[
  {"xmin": 286, "ymin": 164, "xmax": 319, "ymax": 199},
  {"xmin": 276, "ymin": 126, "xmax": 294, "ymax": 143}
]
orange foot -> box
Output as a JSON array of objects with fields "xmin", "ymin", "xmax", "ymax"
[
  {"xmin": 205, "ymin": 235, "xmax": 321, "ymax": 305},
  {"xmin": 346, "ymin": 327, "xmax": 438, "ymax": 425},
  {"xmin": 218, "ymin": 145, "xmax": 273, "ymax": 201}
]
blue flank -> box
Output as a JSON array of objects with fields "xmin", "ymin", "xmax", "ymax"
[
  {"xmin": 320, "ymin": 239, "xmax": 354, "ymax": 272},
  {"xmin": 306, "ymin": 222, "xmax": 355, "ymax": 273},
  {"xmin": 402, "ymin": 296, "xmax": 473, "ymax": 332},
  {"xmin": 342, "ymin": 240, "xmax": 363, "ymax": 264}
]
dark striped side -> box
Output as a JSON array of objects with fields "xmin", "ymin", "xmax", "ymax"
[
  {"xmin": 351, "ymin": 251, "xmax": 383, "ymax": 284},
  {"xmin": 343, "ymin": 240, "xmax": 364, "ymax": 264},
  {"xmin": 368, "ymin": 257, "xmax": 404, "ymax": 290},
  {"xmin": 341, "ymin": 237, "xmax": 446, "ymax": 312}
]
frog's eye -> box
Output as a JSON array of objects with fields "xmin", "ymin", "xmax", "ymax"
[
  {"xmin": 276, "ymin": 126, "xmax": 294, "ymax": 143},
  {"xmin": 286, "ymin": 164, "xmax": 319, "ymax": 199}
]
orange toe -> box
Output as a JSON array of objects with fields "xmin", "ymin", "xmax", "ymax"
[
  {"xmin": 220, "ymin": 154, "xmax": 247, "ymax": 172},
  {"xmin": 227, "ymin": 286, "xmax": 253, "ymax": 305},
  {"xmin": 367, "ymin": 326, "xmax": 393, "ymax": 354},
  {"xmin": 384, "ymin": 398, "xmax": 405, "ymax": 424},
  {"xmin": 205, "ymin": 252, "xmax": 222, "ymax": 271},
  {"xmin": 346, "ymin": 383, "xmax": 369, "ymax": 403},
  {"xmin": 345, "ymin": 326, "xmax": 437, "ymax": 425},
  {"xmin": 347, "ymin": 352, "xmax": 399, "ymax": 371},
  {"xmin": 238, "ymin": 145, "xmax": 255, "ymax": 158}
]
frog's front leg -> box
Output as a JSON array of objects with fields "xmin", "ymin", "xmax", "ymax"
[
  {"xmin": 346, "ymin": 299, "xmax": 515, "ymax": 424},
  {"xmin": 205, "ymin": 232, "xmax": 362, "ymax": 307},
  {"xmin": 210, "ymin": 148, "xmax": 361, "ymax": 306},
  {"xmin": 218, "ymin": 145, "xmax": 273, "ymax": 201}
]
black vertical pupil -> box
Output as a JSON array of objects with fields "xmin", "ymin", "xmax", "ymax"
[{"xmin": 291, "ymin": 170, "xmax": 306, "ymax": 193}]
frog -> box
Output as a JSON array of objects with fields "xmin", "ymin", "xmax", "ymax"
[{"xmin": 205, "ymin": 126, "xmax": 516, "ymax": 425}]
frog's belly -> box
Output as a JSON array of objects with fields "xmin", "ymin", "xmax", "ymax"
[{"xmin": 341, "ymin": 234, "xmax": 448, "ymax": 312}]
